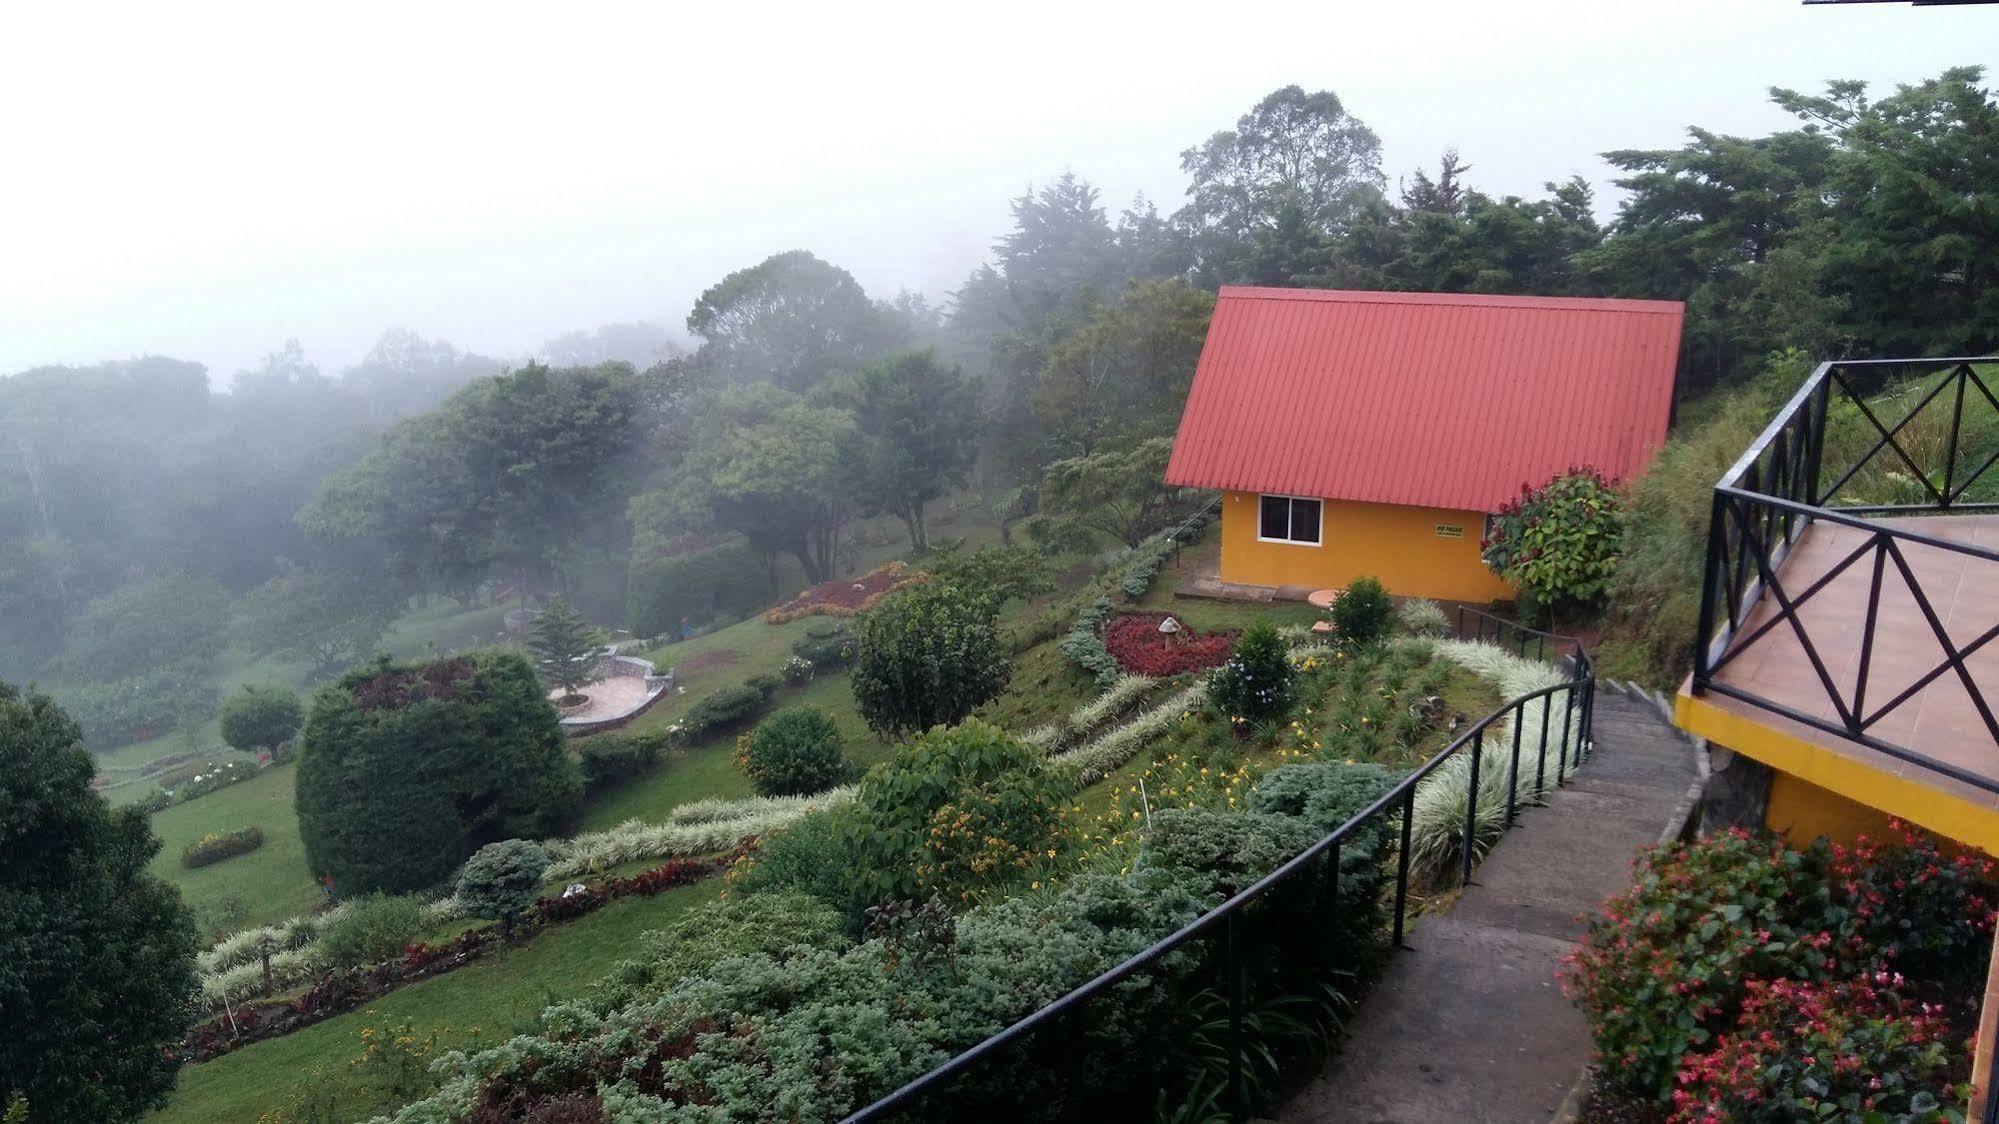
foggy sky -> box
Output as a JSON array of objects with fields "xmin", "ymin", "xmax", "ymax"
[{"xmin": 3, "ymin": 0, "xmax": 1994, "ymax": 384}]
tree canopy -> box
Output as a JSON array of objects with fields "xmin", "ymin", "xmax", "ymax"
[{"xmin": 686, "ymin": 250, "xmax": 898, "ymax": 392}]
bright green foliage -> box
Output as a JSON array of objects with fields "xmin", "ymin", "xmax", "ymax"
[
  {"xmin": 528, "ymin": 595, "xmax": 604, "ymax": 699},
  {"xmin": 294, "ymin": 651, "xmax": 582, "ymax": 894},
  {"xmin": 1208, "ymin": 623, "xmax": 1293, "ymax": 726},
  {"xmin": 592, "ymin": 890, "xmax": 849, "ymax": 1011},
  {"xmin": 1481, "ymin": 468, "xmax": 1626, "ymax": 616},
  {"xmin": 728, "ymin": 810, "xmax": 848, "ymax": 905},
  {"xmin": 234, "ymin": 568, "xmax": 401, "ymax": 681},
  {"xmin": 1038, "ymin": 436, "xmax": 1185, "ymax": 548},
  {"xmin": 837, "ymin": 720, "xmax": 1072, "ymax": 911},
  {"xmin": 0, "ymin": 681, "xmax": 199, "ymax": 1122},
  {"xmin": 737, "ymin": 707, "xmax": 850, "ymax": 797},
  {"xmin": 219, "ymin": 683, "xmax": 303, "ymax": 752},
  {"xmin": 313, "ymin": 893, "xmax": 427, "ymax": 972},
  {"xmin": 852, "ymin": 581, "xmax": 1011, "ymax": 738},
  {"xmin": 920, "ymin": 541, "xmax": 1054, "ymax": 611},
  {"xmin": 1328, "ymin": 576, "xmax": 1393, "ymax": 649},
  {"xmin": 837, "ymin": 349, "xmax": 980, "ymax": 551},
  {"xmin": 457, "ymin": 839, "xmax": 551, "ymax": 936}
]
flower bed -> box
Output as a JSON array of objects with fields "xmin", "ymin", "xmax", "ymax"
[
  {"xmin": 1103, "ymin": 612, "xmax": 1236, "ymax": 677},
  {"xmin": 765, "ymin": 561, "xmax": 919, "ymax": 623},
  {"xmin": 181, "ymin": 825, "xmax": 264, "ymax": 869}
]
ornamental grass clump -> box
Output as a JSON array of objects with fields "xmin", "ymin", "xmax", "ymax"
[{"xmin": 1208, "ymin": 623, "xmax": 1293, "ymax": 731}]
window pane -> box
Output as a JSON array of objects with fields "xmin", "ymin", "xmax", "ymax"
[
  {"xmin": 1291, "ymin": 498, "xmax": 1322, "ymax": 543},
  {"xmin": 1260, "ymin": 494, "xmax": 1290, "ymax": 539}
]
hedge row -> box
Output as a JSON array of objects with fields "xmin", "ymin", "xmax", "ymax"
[{"xmin": 181, "ymin": 825, "xmax": 265, "ymax": 869}]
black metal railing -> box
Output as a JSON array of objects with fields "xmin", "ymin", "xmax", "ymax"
[
  {"xmin": 1692, "ymin": 356, "xmax": 1999, "ymax": 793},
  {"xmin": 1455, "ymin": 604, "xmax": 1583, "ymax": 665},
  {"xmin": 841, "ymin": 621, "xmax": 1594, "ymax": 1123}
]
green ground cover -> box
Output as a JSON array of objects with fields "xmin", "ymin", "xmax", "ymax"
[
  {"xmin": 151, "ymin": 880, "xmax": 725, "ymax": 1124},
  {"xmin": 147, "ymin": 763, "xmax": 322, "ymax": 935}
]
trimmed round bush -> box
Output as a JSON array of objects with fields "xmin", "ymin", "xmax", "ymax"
[
  {"xmin": 1329, "ymin": 576, "xmax": 1393, "ymax": 649},
  {"xmin": 219, "ymin": 684, "xmax": 303, "ymax": 754},
  {"xmin": 851, "ymin": 581, "xmax": 1011, "ymax": 738},
  {"xmin": 458, "ymin": 838, "xmax": 551, "ymax": 937},
  {"xmin": 736, "ymin": 707, "xmax": 850, "ymax": 797}
]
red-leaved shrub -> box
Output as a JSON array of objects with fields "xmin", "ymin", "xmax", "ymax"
[{"xmin": 1102, "ymin": 613, "xmax": 1235, "ymax": 677}]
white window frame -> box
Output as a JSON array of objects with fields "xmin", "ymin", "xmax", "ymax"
[{"xmin": 1256, "ymin": 493, "xmax": 1324, "ymax": 546}]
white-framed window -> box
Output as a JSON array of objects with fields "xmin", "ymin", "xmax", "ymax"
[{"xmin": 1257, "ymin": 494, "xmax": 1323, "ymax": 545}]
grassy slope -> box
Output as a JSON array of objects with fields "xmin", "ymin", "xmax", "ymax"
[
  {"xmin": 152, "ymin": 879, "xmax": 724, "ymax": 1124},
  {"xmin": 147, "ymin": 764, "xmax": 322, "ymax": 934}
]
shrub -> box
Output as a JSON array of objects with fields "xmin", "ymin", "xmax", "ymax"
[
  {"xmin": 1670, "ymin": 975, "xmax": 1968, "ymax": 1124},
  {"xmin": 680, "ymin": 678, "xmax": 778, "ymax": 740},
  {"xmin": 852, "ymin": 581, "xmax": 1012, "ymax": 738},
  {"xmin": 791, "ymin": 628, "xmax": 857, "ymax": 670},
  {"xmin": 219, "ymin": 684, "xmax": 303, "ymax": 753},
  {"xmin": 627, "ymin": 537, "xmax": 769, "ymax": 636},
  {"xmin": 922, "ymin": 541, "xmax": 1054, "ymax": 610},
  {"xmin": 1482, "ymin": 467, "xmax": 1627, "ymax": 617},
  {"xmin": 1103, "ymin": 612, "xmax": 1235, "ymax": 677},
  {"xmin": 458, "ymin": 839, "xmax": 552, "ymax": 938},
  {"xmin": 576, "ymin": 731, "xmax": 667, "ymax": 791},
  {"xmin": 1393, "ymin": 597, "xmax": 1451, "ymax": 639},
  {"xmin": 1832, "ymin": 819, "xmax": 1998, "ymax": 987},
  {"xmin": 1250, "ymin": 763, "xmax": 1398, "ymax": 956},
  {"xmin": 1060, "ymin": 596, "xmax": 1122, "ymax": 688},
  {"xmin": 592, "ymin": 891, "xmax": 849, "ymax": 1011},
  {"xmin": 838, "ymin": 720, "xmax": 1072, "ymax": 912},
  {"xmin": 1207, "ymin": 623, "xmax": 1293, "ymax": 727},
  {"xmin": 737, "ymin": 707, "xmax": 851, "ymax": 797},
  {"xmin": 1328, "ymin": 577, "xmax": 1393, "ymax": 649},
  {"xmin": 1562, "ymin": 831, "xmax": 1851, "ymax": 1100},
  {"xmin": 51, "ymin": 662, "xmax": 219, "ymax": 748},
  {"xmin": 294, "ymin": 651, "xmax": 583, "ymax": 895},
  {"xmin": 314, "ymin": 893, "xmax": 426, "ymax": 972},
  {"xmin": 1141, "ymin": 808, "xmax": 1320, "ymax": 896},
  {"xmin": 180, "ymin": 825, "xmax": 265, "ymax": 869},
  {"xmin": 780, "ymin": 655, "xmax": 814, "ymax": 685},
  {"xmin": 728, "ymin": 809, "xmax": 850, "ymax": 905}
]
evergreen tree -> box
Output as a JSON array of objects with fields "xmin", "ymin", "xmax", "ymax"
[
  {"xmin": 295, "ymin": 651, "xmax": 582, "ymax": 894},
  {"xmin": 0, "ymin": 681, "xmax": 199, "ymax": 1121},
  {"xmin": 529, "ymin": 595, "xmax": 605, "ymax": 702}
]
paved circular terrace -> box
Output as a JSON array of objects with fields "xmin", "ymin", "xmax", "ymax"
[{"xmin": 548, "ymin": 676, "xmax": 652, "ymax": 722}]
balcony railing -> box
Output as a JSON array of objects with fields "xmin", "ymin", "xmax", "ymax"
[
  {"xmin": 840, "ymin": 615, "xmax": 1594, "ymax": 1123},
  {"xmin": 1692, "ymin": 356, "xmax": 1999, "ymax": 793}
]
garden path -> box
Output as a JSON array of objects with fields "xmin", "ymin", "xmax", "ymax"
[{"xmin": 1277, "ymin": 684, "xmax": 1699, "ymax": 1123}]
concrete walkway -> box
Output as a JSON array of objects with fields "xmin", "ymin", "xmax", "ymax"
[{"xmin": 1279, "ymin": 686, "xmax": 1699, "ymax": 1124}]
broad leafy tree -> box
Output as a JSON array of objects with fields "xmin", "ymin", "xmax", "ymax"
[
  {"xmin": 295, "ymin": 651, "xmax": 583, "ymax": 894},
  {"xmin": 0, "ymin": 681, "xmax": 199, "ymax": 1121},
  {"xmin": 57, "ymin": 572, "xmax": 231, "ymax": 681},
  {"xmin": 235, "ymin": 567, "xmax": 401, "ymax": 681},
  {"xmin": 1037, "ymin": 437, "xmax": 1186, "ymax": 549},
  {"xmin": 851, "ymin": 581, "xmax": 1011, "ymax": 738},
  {"xmin": 836, "ymin": 350, "xmax": 979, "ymax": 551},
  {"xmin": 686, "ymin": 250, "xmax": 896, "ymax": 392},
  {"xmin": 219, "ymin": 684, "xmax": 303, "ymax": 753},
  {"xmin": 1033, "ymin": 280, "xmax": 1214, "ymax": 455}
]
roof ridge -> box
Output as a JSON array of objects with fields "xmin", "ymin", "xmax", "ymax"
[{"xmin": 1214, "ymin": 286, "xmax": 1686, "ymax": 315}]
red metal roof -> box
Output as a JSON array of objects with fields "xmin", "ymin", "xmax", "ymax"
[{"xmin": 1164, "ymin": 287, "xmax": 1684, "ymax": 511}]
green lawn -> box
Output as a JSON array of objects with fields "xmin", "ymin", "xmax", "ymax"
[
  {"xmin": 148, "ymin": 763, "xmax": 323, "ymax": 936},
  {"xmin": 152, "ymin": 879, "xmax": 725, "ymax": 1124}
]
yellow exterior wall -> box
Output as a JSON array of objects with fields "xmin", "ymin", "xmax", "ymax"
[
  {"xmin": 1676, "ymin": 691, "xmax": 1999, "ymax": 857},
  {"xmin": 1218, "ymin": 491, "xmax": 1514, "ymax": 603},
  {"xmin": 1764, "ymin": 771, "xmax": 1900, "ymax": 850}
]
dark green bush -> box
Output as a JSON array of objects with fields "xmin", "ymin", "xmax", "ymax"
[
  {"xmin": 591, "ymin": 890, "xmax": 849, "ymax": 1011},
  {"xmin": 736, "ymin": 707, "xmax": 850, "ymax": 797},
  {"xmin": 680, "ymin": 679, "xmax": 778, "ymax": 740},
  {"xmin": 219, "ymin": 684, "xmax": 302, "ymax": 753},
  {"xmin": 1482, "ymin": 469, "xmax": 1627, "ymax": 618},
  {"xmin": 52, "ymin": 662, "xmax": 218, "ymax": 748},
  {"xmin": 294, "ymin": 651, "xmax": 583, "ymax": 895},
  {"xmin": 627, "ymin": 538, "xmax": 770, "ymax": 637},
  {"xmin": 852, "ymin": 582, "xmax": 1011, "ymax": 738},
  {"xmin": 577, "ymin": 731, "xmax": 667, "ymax": 790},
  {"xmin": 1249, "ymin": 762, "xmax": 1398, "ymax": 953},
  {"xmin": 790, "ymin": 629, "xmax": 857, "ymax": 670},
  {"xmin": 1207, "ymin": 623, "xmax": 1293, "ymax": 726},
  {"xmin": 1329, "ymin": 577, "xmax": 1393, "ymax": 649},
  {"xmin": 1141, "ymin": 808, "xmax": 1320, "ymax": 896},
  {"xmin": 457, "ymin": 839, "xmax": 551, "ymax": 936}
]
